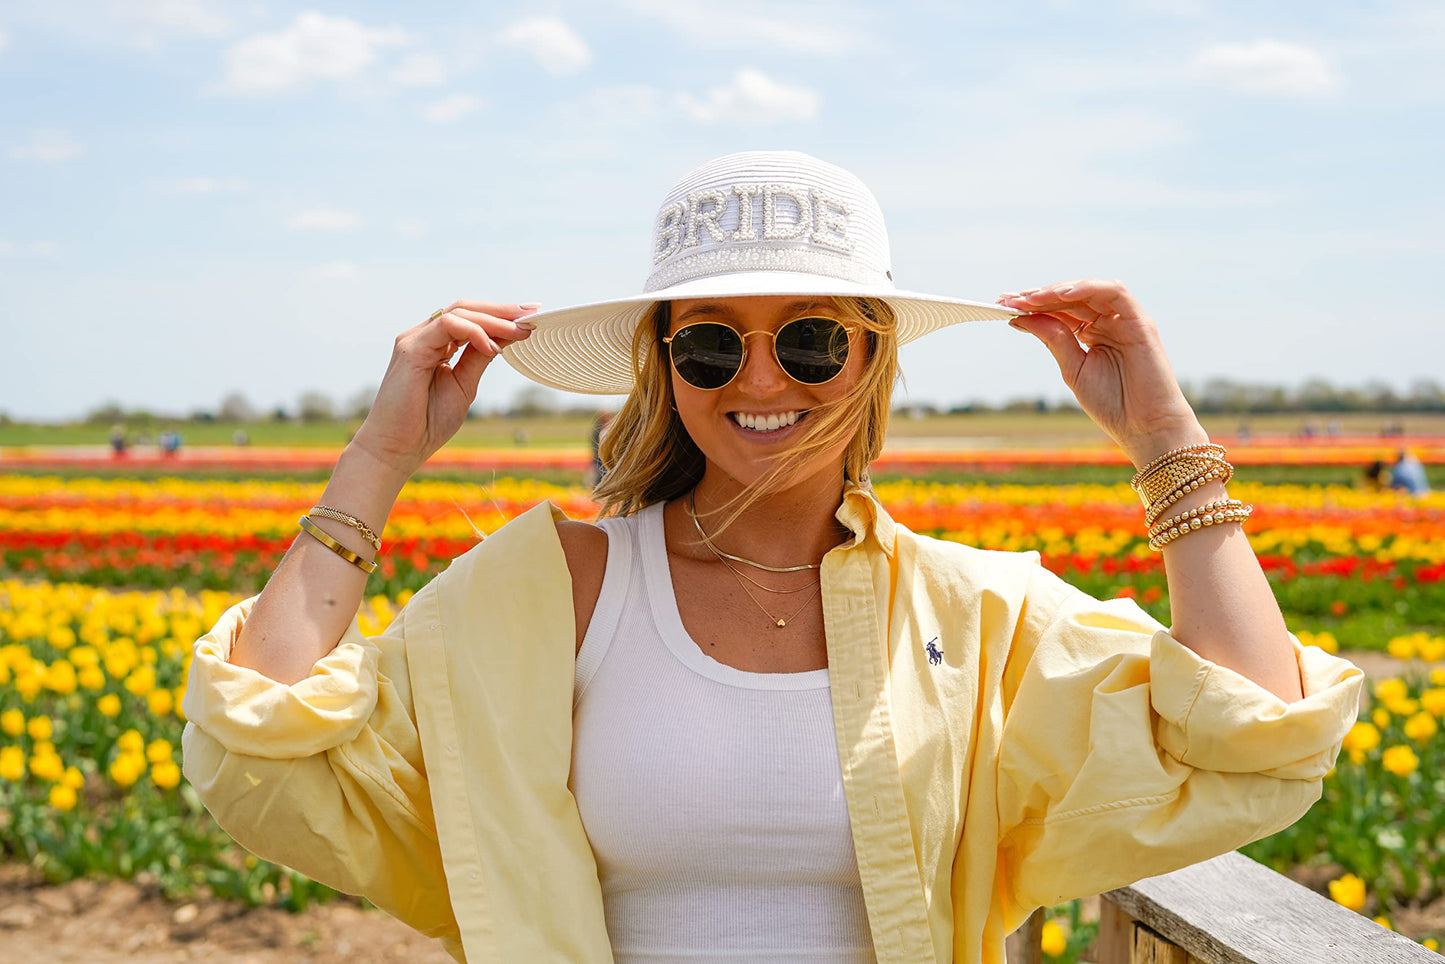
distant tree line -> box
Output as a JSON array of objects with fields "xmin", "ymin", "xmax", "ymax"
[{"xmin": 62, "ymin": 377, "xmax": 1445, "ymax": 426}]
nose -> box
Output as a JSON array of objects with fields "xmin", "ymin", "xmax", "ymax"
[{"xmin": 734, "ymin": 330, "xmax": 789, "ymax": 395}]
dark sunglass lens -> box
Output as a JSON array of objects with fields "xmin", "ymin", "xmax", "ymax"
[
  {"xmin": 670, "ymin": 323, "xmax": 744, "ymax": 389},
  {"xmin": 776, "ymin": 318, "xmax": 849, "ymax": 384}
]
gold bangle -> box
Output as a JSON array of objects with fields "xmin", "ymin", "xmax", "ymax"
[
  {"xmin": 1148, "ymin": 498, "xmax": 1243, "ymax": 539},
  {"xmin": 1130, "ymin": 443, "xmax": 1226, "ymax": 487},
  {"xmin": 1148, "ymin": 503, "xmax": 1253, "ymax": 551},
  {"xmin": 1136, "ymin": 454, "xmax": 1233, "ymax": 511},
  {"xmin": 1143, "ymin": 462, "xmax": 1235, "ymax": 526},
  {"xmin": 309, "ymin": 504, "xmax": 382, "ymax": 551},
  {"xmin": 298, "ymin": 516, "xmax": 378, "ymax": 573}
]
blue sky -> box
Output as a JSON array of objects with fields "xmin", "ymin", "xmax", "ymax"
[{"xmin": 1, "ymin": 1, "xmax": 1441, "ymax": 421}]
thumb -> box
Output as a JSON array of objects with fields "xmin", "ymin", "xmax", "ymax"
[
  {"xmin": 1009, "ymin": 314, "xmax": 1086, "ymax": 384},
  {"xmin": 450, "ymin": 342, "xmax": 496, "ymax": 394}
]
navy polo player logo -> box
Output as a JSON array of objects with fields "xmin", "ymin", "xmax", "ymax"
[{"xmin": 925, "ymin": 637, "xmax": 943, "ymax": 666}]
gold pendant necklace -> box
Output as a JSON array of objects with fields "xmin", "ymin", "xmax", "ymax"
[
  {"xmin": 729, "ymin": 568, "xmax": 822, "ymax": 628},
  {"xmin": 686, "ymin": 492, "xmax": 822, "ymax": 573}
]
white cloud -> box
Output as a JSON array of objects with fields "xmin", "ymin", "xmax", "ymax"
[
  {"xmin": 423, "ymin": 93, "xmax": 484, "ymax": 124},
  {"xmin": 158, "ymin": 175, "xmax": 247, "ymax": 194},
  {"xmin": 310, "ymin": 262, "xmax": 360, "ymax": 280},
  {"xmin": 390, "ymin": 51, "xmax": 447, "ymax": 87},
  {"xmin": 677, "ymin": 69, "xmax": 819, "ymax": 124},
  {"xmin": 620, "ymin": 0, "xmax": 866, "ymax": 55},
  {"xmin": 1195, "ymin": 40, "xmax": 1341, "ymax": 96},
  {"xmin": 220, "ymin": 12, "xmax": 410, "ymax": 95},
  {"xmin": 501, "ymin": 18, "xmax": 592, "ymax": 75},
  {"xmin": 286, "ymin": 209, "xmax": 363, "ymax": 230},
  {"xmin": 10, "ymin": 130, "xmax": 85, "ymax": 163}
]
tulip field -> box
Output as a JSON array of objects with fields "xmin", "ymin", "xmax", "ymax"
[{"xmin": 1, "ymin": 455, "xmax": 1444, "ymax": 958}]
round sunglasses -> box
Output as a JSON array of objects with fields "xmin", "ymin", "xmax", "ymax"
[{"xmin": 663, "ymin": 317, "xmax": 854, "ymax": 391}]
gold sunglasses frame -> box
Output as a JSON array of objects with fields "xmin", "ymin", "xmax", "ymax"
[{"xmin": 662, "ymin": 318, "xmax": 856, "ymax": 391}]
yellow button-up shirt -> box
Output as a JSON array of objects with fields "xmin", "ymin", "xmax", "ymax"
[{"xmin": 182, "ymin": 489, "xmax": 1362, "ymax": 963}]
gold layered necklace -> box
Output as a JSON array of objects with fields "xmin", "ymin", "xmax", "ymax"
[{"xmin": 686, "ymin": 492, "xmax": 822, "ymax": 629}]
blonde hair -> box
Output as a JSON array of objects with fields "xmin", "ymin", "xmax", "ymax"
[{"xmin": 592, "ymin": 297, "xmax": 898, "ymax": 519}]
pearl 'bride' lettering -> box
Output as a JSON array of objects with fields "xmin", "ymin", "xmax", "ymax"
[{"xmin": 653, "ymin": 182, "xmax": 853, "ymax": 264}]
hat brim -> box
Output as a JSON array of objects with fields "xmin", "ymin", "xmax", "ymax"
[{"xmin": 502, "ymin": 271, "xmax": 1020, "ymax": 395}]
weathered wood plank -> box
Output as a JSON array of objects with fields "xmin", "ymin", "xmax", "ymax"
[
  {"xmin": 1097, "ymin": 900, "xmax": 1134, "ymax": 964},
  {"xmin": 1133, "ymin": 923, "xmax": 1189, "ymax": 964},
  {"xmin": 1102, "ymin": 851, "xmax": 1437, "ymax": 963},
  {"xmin": 1005, "ymin": 907, "xmax": 1044, "ymax": 964}
]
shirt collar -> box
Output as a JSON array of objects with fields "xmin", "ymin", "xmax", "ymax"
[{"xmin": 835, "ymin": 483, "xmax": 897, "ymax": 558}]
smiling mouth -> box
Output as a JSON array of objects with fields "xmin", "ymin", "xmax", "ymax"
[{"xmin": 730, "ymin": 410, "xmax": 805, "ymax": 433}]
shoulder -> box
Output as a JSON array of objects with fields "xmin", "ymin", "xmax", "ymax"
[
  {"xmin": 555, "ymin": 518, "xmax": 609, "ymax": 656},
  {"xmin": 556, "ymin": 518, "xmax": 609, "ymax": 583}
]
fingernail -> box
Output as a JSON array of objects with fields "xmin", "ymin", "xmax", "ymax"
[
  {"xmin": 487, "ymin": 337, "xmax": 500, "ymax": 354},
  {"xmin": 516, "ymin": 321, "xmax": 537, "ymax": 331},
  {"xmin": 1008, "ymin": 318, "xmax": 1027, "ymax": 331},
  {"xmin": 519, "ymin": 302, "xmax": 542, "ymax": 310},
  {"xmin": 1056, "ymin": 285, "xmax": 1074, "ymax": 295}
]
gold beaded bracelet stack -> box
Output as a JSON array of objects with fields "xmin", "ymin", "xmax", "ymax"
[
  {"xmin": 1128, "ymin": 443, "xmax": 1254, "ymax": 551},
  {"xmin": 296, "ymin": 504, "xmax": 382, "ymax": 574}
]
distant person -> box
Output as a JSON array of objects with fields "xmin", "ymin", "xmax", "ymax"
[
  {"xmin": 108, "ymin": 424, "xmax": 127, "ymax": 458},
  {"xmin": 159, "ymin": 430, "xmax": 182, "ymax": 458},
  {"xmin": 1390, "ymin": 449, "xmax": 1430, "ymax": 495},
  {"xmin": 1360, "ymin": 459, "xmax": 1391, "ymax": 492},
  {"xmin": 184, "ymin": 150, "xmax": 1362, "ymax": 962},
  {"xmin": 588, "ymin": 410, "xmax": 614, "ymax": 487}
]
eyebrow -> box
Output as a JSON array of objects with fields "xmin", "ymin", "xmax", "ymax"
[{"xmin": 674, "ymin": 299, "xmax": 828, "ymax": 323}]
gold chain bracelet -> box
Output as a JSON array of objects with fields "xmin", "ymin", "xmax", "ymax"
[{"xmin": 309, "ymin": 504, "xmax": 382, "ymax": 551}]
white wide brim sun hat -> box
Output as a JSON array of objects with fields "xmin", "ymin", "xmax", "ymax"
[{"xmin": 503, "ymin": 150, "xmax": 1019, "ymax": 395}]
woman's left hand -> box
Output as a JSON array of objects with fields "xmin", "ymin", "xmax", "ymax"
[{"xmin": 999, "ymin": 279, "xmax": 1209, "ymax": 467}]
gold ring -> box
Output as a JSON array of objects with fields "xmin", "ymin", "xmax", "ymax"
[{"xmin": 428, "ymin": 307, "xmax": 445, "ymax": 321}]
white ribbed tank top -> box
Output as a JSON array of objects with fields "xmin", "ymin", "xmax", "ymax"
[{"xmin": 570, "ymin": 502, "xmax": 876, "ymax": 963}]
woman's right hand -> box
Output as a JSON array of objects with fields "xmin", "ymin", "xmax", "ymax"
[{"xmin": 349, "ymin": 301, "xmax": 539, "ymax": 479}]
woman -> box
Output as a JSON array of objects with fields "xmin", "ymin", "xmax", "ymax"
[{"xmin": 182, "ymin": 152, "xmax": 1362, "ymax": 964}]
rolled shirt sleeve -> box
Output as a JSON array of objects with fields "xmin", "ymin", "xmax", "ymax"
[
  {"xmin": 995, "ymin": 565, "xmax": 1364, "ymax": 913},
  {"xmin": 180, "ymin": 586, "xmax": 460, "ymax": 953}
]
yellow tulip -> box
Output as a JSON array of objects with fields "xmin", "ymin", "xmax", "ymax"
[
  {"xmin": 116, "ymin": 729, "xmax": 144, "ymax": 754},
  {"xmin": 145, "ymin": 739, "xmax": 173, "ymax": 765},
  {"xmin": 1341, "ymin": 721, "xmax": 1381, "ymax": 755},
  {"xmin": 1040, "ymin": 919, "xmax": 1067, "ymax": 957},
  {"xmin": 0, "ymin": 708, "xmax": 23, "ymax": 738},
  {"xmin": 26, "ymin": 715, "xmax": 52, "ymax": 742},
  {"xmin": 1382, "ymin": 745, "xmax": 1420, "ymax": 778},
  {"xmin": 150, "ymin": 760, "xmax": 181, "ymax": 790},
  {"xmin": 0, "ymin": 746, "xmax": 25, "ymax": 782},
  {"xmin": 62, "ymin": 766, "xmax": 84, "ymax": 790},
  {"xmin": 1375, "ymin": 678, "xmax": 1408, "ymax": 705},
  {"xmin": 147, "ymin": 687, "xmax": 174, "ymax": 717},
  {"xmin": 108, "ymin": 751, "xmax": 145, "ymax": 788},
  {"xmin": 1421, "ymin": 688, "xmax": 1445, "ymax": 718},
  {"xmin": 1374, "ymin": 916, "xmax": 1393, "ymax": 931},
  {"xmin": 1328, "ymin": 873, "xmax": 1367, "ymax": 912},
  {"xmin": 97, "ymin": 693, "xmax": 122, "ymax": 718},
  {"xmin": 1373, "ymin": 707, "xmax": 1392, "ymax": 730},
  {"xmin": 1404, "ymin": 712, "xmax": 1439, "ymax": 743},
  {"xmin": 29, "ymin": 748, "xmax": 64, "ymax": 783},
  {"xmin": 48, "ymin": 783, "xmax": 78, "ymax": 811}
]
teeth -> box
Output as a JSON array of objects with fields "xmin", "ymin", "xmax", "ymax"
[{"xmin": 734, "ymin": 411, "xmax": 801, "ymax": 432}]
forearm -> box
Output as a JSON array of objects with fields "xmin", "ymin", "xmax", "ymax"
[
  {"xmin": 229, "ymin": 445, "xmax": 410, "ymax": 685},
  {"xmin": 1129, "ymin": 431, "xmax": 1305, "ymax": 704}
]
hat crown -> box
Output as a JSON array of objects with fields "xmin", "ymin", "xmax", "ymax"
[{"xmin": 643, "ymin": 150, "xmax": 894, "ymax": 294}]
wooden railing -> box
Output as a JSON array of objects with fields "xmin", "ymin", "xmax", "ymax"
[{"xmin": 1006, "ymin": 851, "xmax": 1438, "ymax": 963}]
